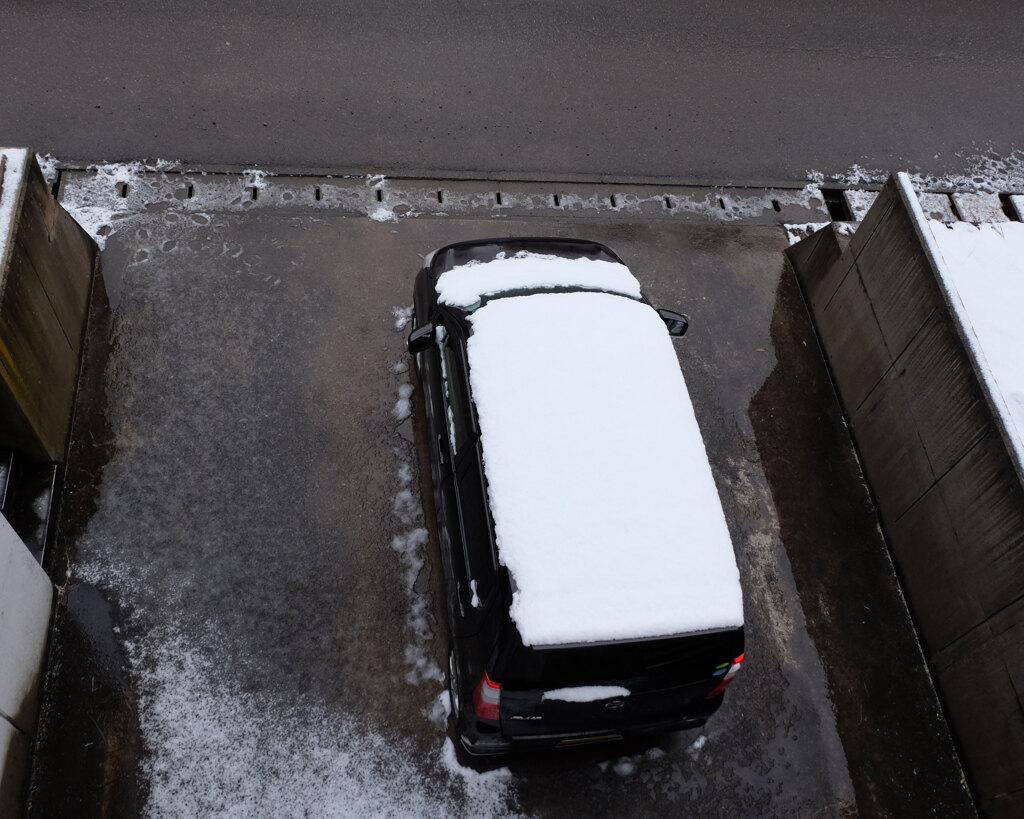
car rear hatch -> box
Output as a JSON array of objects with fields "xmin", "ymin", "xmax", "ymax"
[{"xmin": 492, "ymin": 628, "xmax": 745, "ymax": 742}]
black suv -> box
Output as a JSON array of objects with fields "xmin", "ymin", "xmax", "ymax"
[{"xmin": 408, "ymin": 238, "xmax": 744, "ymax": 755}]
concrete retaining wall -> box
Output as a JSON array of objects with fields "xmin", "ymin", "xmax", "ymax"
[
  {"xmin": 788, "ymin": 173, "xmax": 1024, "ymax": 817},
  {"xmin": 0, "ymin": 514, "xmax": 53, "ymax": 817},
  {"xmin": 0, "ymin": 147, "xmax": 98, "ymax": 815},
  {"xmin": 1, "ymin": 148, "xmax": 98, "ymax": 463}
]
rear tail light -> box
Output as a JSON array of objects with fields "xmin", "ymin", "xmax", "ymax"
[
  {"xmin": 707, "ymin": 653, "xmax": 745, "ymax": 698},
  {"xmin": 472, "ymin": 671, "xmax": 501, "ymax": 721}
]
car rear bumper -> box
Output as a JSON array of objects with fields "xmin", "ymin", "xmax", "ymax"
[{"xmin": 458, "ymin": 696, "xmax": 722, "ymax": 756}]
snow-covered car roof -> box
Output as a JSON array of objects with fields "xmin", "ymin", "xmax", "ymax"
[
  {"xmin": 465, "ymin": 287, "xmax": 744, "ymax": 647},
  {"xmin": 435, "ymin": 251, "xmax": 642, "ymax": 309}
]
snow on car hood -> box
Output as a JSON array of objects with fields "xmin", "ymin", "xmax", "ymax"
[
  {"xmin": 435, "ymin": 251, "xmax": 642, "ymax": 308},
  {"xmin": 467, "ymin": 290, "xmax": 744, "ymax": 646}
]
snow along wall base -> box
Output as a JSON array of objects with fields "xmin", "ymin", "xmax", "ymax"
[{"xmin": 787, "ymin": 173, "xmax": 1024, "ymax": 818}]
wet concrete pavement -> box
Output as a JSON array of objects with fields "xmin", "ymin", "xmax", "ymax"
[{"xmin": 27, "ymin": 172, "xmax": 974, "ymax": 817}]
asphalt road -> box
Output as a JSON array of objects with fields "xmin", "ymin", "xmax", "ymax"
[
  {"xmin": 26, "ymin": 171, "xmax": 973, "ymax": 817},
  {"xmin": 3, "ymin": 1, "xmax": 1023, "ymax": 185}
]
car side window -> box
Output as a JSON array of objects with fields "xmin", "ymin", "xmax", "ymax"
[
  {"xmin": 458, "ymin": 461, "xmax": 496, "ymax": 604},
  {"xmin": 437, "ymin": 320, "xmax": 497, "ymax": 609},
  {"xmin": 440, "ymin": 334, "xmax": 473, "ymax": 456}
]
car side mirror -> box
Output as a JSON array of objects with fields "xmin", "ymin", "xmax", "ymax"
[
  {"xmin": 407, "ymin": 323, "xmax": 436, "ymax": 355},
  {"xmin": 657, "ymin": 308, "xmax": 689, "ymax": 337}
]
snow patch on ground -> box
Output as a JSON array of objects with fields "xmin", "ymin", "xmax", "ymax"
[
  {"xmin": 389, "ymin": 458, "xmax": 437, "ymax": 686},
  {"xmin": 35, "ymin": 152, "xmax": 60, "ymax": 185},
  {"xmin": 393, "ymin": 383, "xmax": 414, "ymax": 422},
  {"xmin": 816, "ymin": 150, "xmax": 1024, "ymax": 194},
  {"xmin": 597, "ymin": 746, "xmax": 668, "ymax": 778},
  {"xmin": 389, "ymin": 311, "xmax": 442, "ymax": 686},
  {"xmin": 121, "ymin": 627, "xmax": 438, "ymax": 818},
  {"xmin": 922, "ymin": 219, "xmax": 1024, "ymax": 471},
  {"xmin": 842, "ymin": 189, "xmax": 879, "ymax": 221},
  {"xmin": 467, "ymin": 291, "xmax": 743, "ymax": 646},
  {"xmin": 87, "ymin": 621, "xmax": 514, "ymax": 818},
  {"xmin": 393, "ymin": 305, "xmax": 413, "ymax": 330},
  {"xmin": 436, "ymin": 252, "xmax": 642, "ymax": 309},
  {"xmin": 243, "ymin": 168, "xmax": 271, "ymax": 190},
  {"xmin": 369, "ymin": 205, "xmax": 398, "ymax": 223},
  {"xmin": 440, "ymin": 738, "xmax": 513, "ymax": 797},
  {"xmin": 426, "ymin": 689, "xmax": 451, "ymax": 730},
  {"xmin": 784, "ymin": 222, "xmax": 856, "ymax": 245},
  {"xmin": 58, "ymin": 160, "xmax": 179, "ymax": 249}
]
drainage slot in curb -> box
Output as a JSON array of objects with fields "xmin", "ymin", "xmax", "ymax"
[
  {"xmin": 315, "ymin": 186, "xmax": 322, "ymax": 202},
  {"xmin": 999, "ymin": 193, "xmax": 1020, "ymax": 221},
  {"xmin": 553, "ymin": 193, "xmax": 561, "ymax": 207},
  {"xmin": 718, "ymin": 197, "xmax": 726, "ymax": 210},
  {"xmin": 118, "ymin": 183, "xmax": 129, "ymax": 199},
  {"xmin": 495, "ymin": 192, "xmax": 503, "ymax": 206},
  {"xmin": 250, "ymin": 187, "xmax": 259, "ymax": 201},
  {"xmin": 437, "ymin": 190, "xmax": 444, "ymax": 204},
  {"xmin": 772, "ymin": 199, "xmax": 782, "ymax": 212},
  {"xmin": 664, "ymin": 196, "xmax": 674, "ymax": 210},
  {"xmin": 822, "ymin": 188, "xmax": 853, "ymax": 221},
  {"xmin": 186, "ymin": 184, "xmax": 194, "ymax": 200},
  {"xmin": 376, "ymin": 189, "xmax": 383, "ymax": 203},
  {"xmin": 609, "ymin": 194, "xmax": 618, "ymax": 209}
]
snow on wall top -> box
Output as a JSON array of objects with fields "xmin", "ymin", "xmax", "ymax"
[
  {"xmin": 0, "ymin": 148, "xmax": 29, "ymax": 279},
  {"xmin": 466, "ymin": 290, "xmax": 744, "ymax": 647},
  {"xmin": 435, "ymin": 251, "xmax": 642, "ymax": 309},
  {"xmin": 919, "ymin": 216, "xmax": 1024, "ymax": 473}
]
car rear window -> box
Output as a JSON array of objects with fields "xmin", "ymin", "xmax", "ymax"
[{"xmin": 494, "ymin": 628, "xmax": 744, "ymax": 691}]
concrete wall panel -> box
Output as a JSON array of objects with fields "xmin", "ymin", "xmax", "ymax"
[
  {"xmin": 853, "ymin": 205, "xmax": 942, "ymax": 359},
  {"xmin": 0, "ymin": 514, "xmax": 53, "ymax": 730},
  {"xmin": 817, "ymin": 265, "xmax": 891, "ymax": 411},
  {"xmin": 889, "ymin": 484, "xmax": 984, "ymax": 651},
  {"xmin": 892, "ymin": 311, "xmax": 990, "ymax": 479},
  {"xmin": 0, "ymin": 149, "xmax": 98, "ymax": 462},
  {"xmin": 937, "ymin": 433, "xmax": 1024, "ymax": 620},
  {"xmin": 788, "ymin": 172, "xmax": 1024, "ymax": 814},
  {"xmin": 851, "ymin": 371, "xmax": 935, "ymax": 517},
  {"xmin": 934, "ymin": 606, "xmax": 1024, "ymax": 817},
  {"xmin": 786, "ymin": 223, "xmax": 847, "ymax": 313}
]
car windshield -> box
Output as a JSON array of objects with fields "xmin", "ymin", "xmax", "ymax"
[
  {"xmin": 468, "ymin": 283, "xmax": 641, "ymax": 313},
  {"xmin": 435, "ymin": 252, "xmax": 643, "ymax": 310}
]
